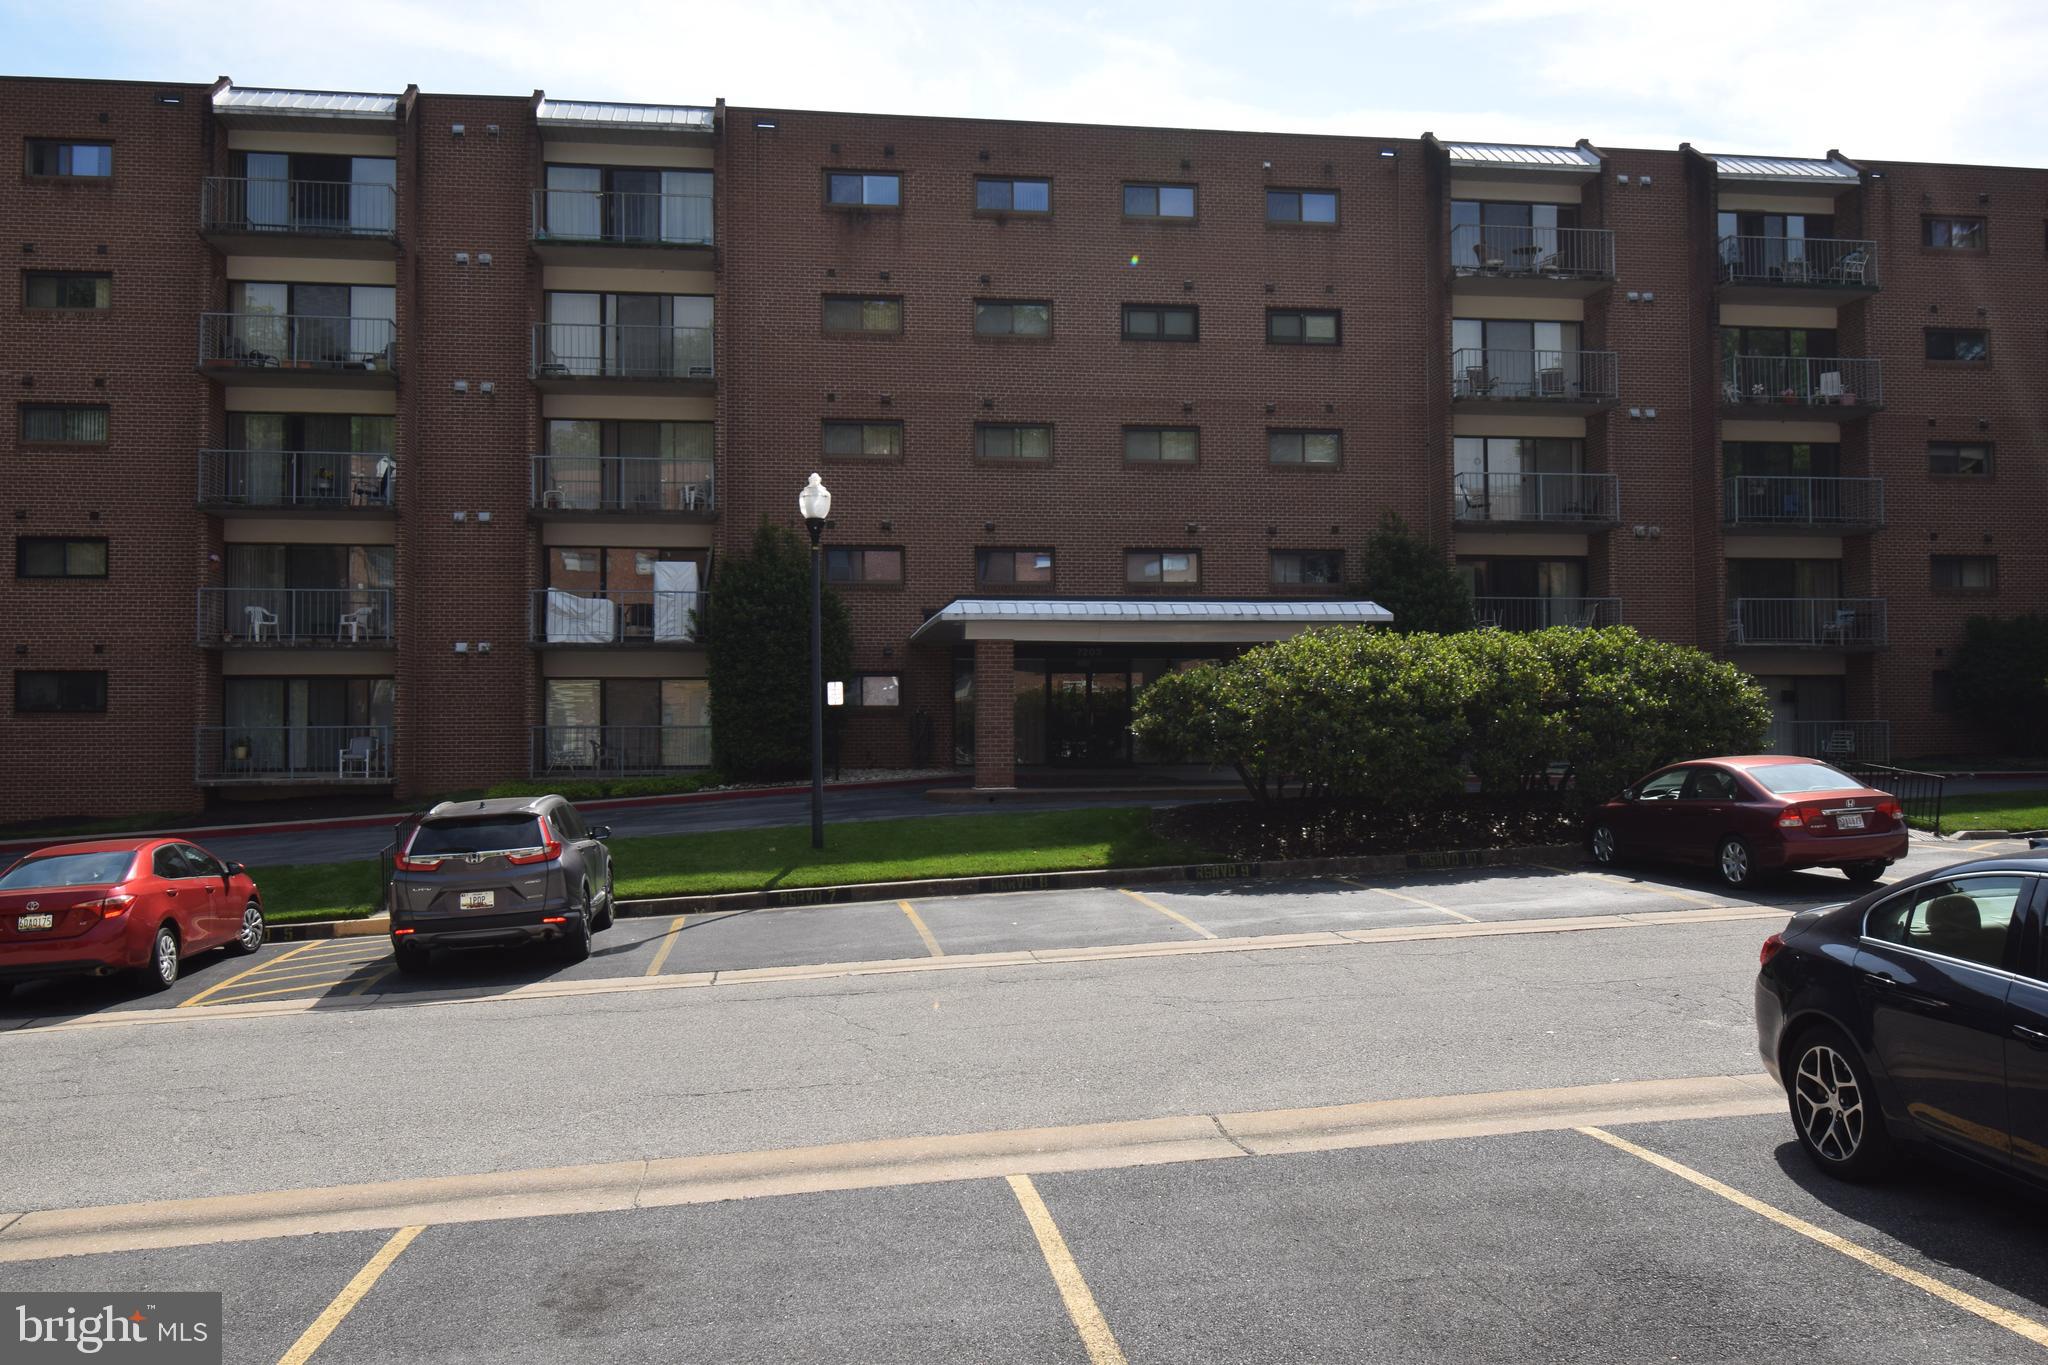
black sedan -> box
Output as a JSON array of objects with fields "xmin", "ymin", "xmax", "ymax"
[{"xmin": 1755, "ymin": 851, "xmax": 2048, "ymax": 1184}]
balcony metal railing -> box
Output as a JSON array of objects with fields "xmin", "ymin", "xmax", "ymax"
[
  {"xmin": 1767, "ymin": 719, "xmax": 1892, "ymax": 767},
  {"xmin": 1454, "ymin": 471, "xmax": 1620, "ymax": 525},
  {"xmin": 531, "ymin": 725, "xmax": 712, "ymax": 777},
  {"xmin": 532, "ymin": 323, "xmax": 713, "ymax": 381},
  {"xmin": 198, "ymin": 450, "xmax": 395, "ymax": 511},
  {"xmin": 531, "ymin": 189, "xmax": 713, "ymax": 246},
  {"xmin": 1722, "ymin": 356, "xmax": 1882, "ymax": 408},
  {"xmin": 1473, "ymin": 596, "xmax": 1622, "ymax": 631},
  {"xmin": 200, "ymin": 177, "xmax": 395, "ymax": 238},
  {"xmin": 1451, "ymin": 348, "xmax": 1618, "ymax": 403},
  {"xmin": 199, "ymin": 587, "xmax": 394, "ymax": 647},
  {"xmin": 532, "ymin": 588, "xmax": 707, "ymax": 645},
  {"xmin": 1717, "ymin": 235, "xmax": 1877, "ymax": 289},
  {"xmin": 196, "ymin": 725, "xmax": 392, "ymax": 784},
  {"xmin": 1727, "ymin": 598, "xmax": 1887, "ymax": 649},
  {"xmin": 1450, "ymin": 224, "xmax": 1615, "ymax": 280},
  {"xmin": 1722, "ymin": 476, "xmax": 1883, "ymax": 530},
  {"xmin": 530, "ymin": 455, "xmax": 714, "ymax": 514},
  {"xmin": 199, "ymin": 313, "xmax": 396, "ymax": 374}
]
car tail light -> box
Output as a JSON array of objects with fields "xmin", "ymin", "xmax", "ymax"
[
  {"xmin": 505, "ymin": 816, "xmax": 563, "ymax": 867},
  {"xmin": 1876, "ymin": 799, "xmax": 1902, "ymax": 819},
  {"xmin": 393, "ymin": 853, "xmax": 443, "ymax": 873},
  {"xmin": 541, "ymin": 915, "xmax": 567, "ymax": 925},
  {"xmin": 393, "ymin": 927, "xmax": 415, "ymax": 936},
  {"xmin": 72, "ymin": 894, "xmax": 135, "ymax": 924},
  {"xmin": 1777, "ymin": 802, "xmax": 1828, "ymax": 829},
  {"xmin": 1760, "ymin": 932, "xmax": 1786, "ymax": 966}
]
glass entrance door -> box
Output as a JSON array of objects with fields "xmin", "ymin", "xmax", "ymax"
[{"xmin": 1045, "ymin": 665, "xmax": 1133, "ymax": 765}]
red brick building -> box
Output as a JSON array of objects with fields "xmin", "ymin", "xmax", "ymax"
[{"xmin": 3, "ymin": 76, "xmax": 2042, "ymax": 821}]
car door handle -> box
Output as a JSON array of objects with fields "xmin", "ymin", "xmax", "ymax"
[
  {"xmin": 1863, "ymin": 971, "xmax": 1898, "ymax": 989},
  {"xmin": 1865, "ymin": 971, "xmax": 1949, "ymax": 1010},
  {"xmin": 2015, "ymin": 1025, "xmax": 2048, "ymax": 1051},
  {"xmin": 164, "ymin": 888, "xmax": 179, "ymax": 897}
]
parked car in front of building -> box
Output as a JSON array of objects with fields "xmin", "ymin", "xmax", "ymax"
[
  {"xmin": 1589, "ymin": 755, "xmax": 1907, "ymax": 888},
  {"xmin": 384, "ymin": 795, "xmax": 615, "ymax": 972},
  {"xmin": 0, "ymin": 838, "xmax": 265, "ymax": 996}
]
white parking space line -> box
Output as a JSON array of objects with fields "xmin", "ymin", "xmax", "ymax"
[
  {"xmin": 1336, "ymin": 877, "xmax": 1479, "ymax": 923},
  {"xmin": 1117, "ymin": 888, "xmax": 1219, "ymax": 940}
]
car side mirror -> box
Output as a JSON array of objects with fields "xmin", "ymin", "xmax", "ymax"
[
  {"xmin": 1619, "ymin": 789, "xmax": 1636, "ymax": 802},
  {"xmin": 225, "ymin": 862, "xmax": 246, "ymax": 877},
  {"xmin": 591, "ymin": 825, "xmax": 612, "ymax": 841}
]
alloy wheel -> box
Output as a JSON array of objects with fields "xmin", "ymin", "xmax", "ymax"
[
  {"xmin": 1719, "ymin": 838, "xmax": 1750, "ymax": 886},
  {"xmin": 1591, "ymin": 825, "xmax": 1617, "ymax": 864},
  {"xmin": 239, "ymin": 904, "xmax": 264, "ymax": 951},
  {"xmin": 1793, "ymin": 1043, "xmax": 1865, "ymax": 1163},
  {"xmin": 155, "ymin": 929, "xmax": 179, "ymax": 985}
]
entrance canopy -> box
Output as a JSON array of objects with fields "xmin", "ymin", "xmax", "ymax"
[{"xmin": 910, "ymin": 598, "xmax": 1393, "ymax": 645}]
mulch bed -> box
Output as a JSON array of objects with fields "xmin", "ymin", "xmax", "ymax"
[{"xmin": 1156, "ymin": 797, "xmax": 1582, "ymax": 861}]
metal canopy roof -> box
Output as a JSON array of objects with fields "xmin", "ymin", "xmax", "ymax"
[
  {"xmin": 1710, "ymin": 153, "xmax": 1859, "ymax": 183},
  {"xmin": 213, "ymin": 86, "xmax": 400, "ymax": 120},
  {"xmin": 1444, "ymin": 141, "xmax": 1600, "ymax": 172},
  {"xmin": 536, "ymin": 99, "xmax": 715, "ymax": 133},
  {"xmin": 909, "ymin": 598, "xmax": 1394, "ymax": 645}
]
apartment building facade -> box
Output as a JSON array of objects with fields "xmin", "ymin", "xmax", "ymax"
[{"xmin": 3, "ymin": 74, "xmax": 2042, "ymax": 820}]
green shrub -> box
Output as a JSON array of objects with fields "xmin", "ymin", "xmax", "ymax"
[
  {"xmin": 1355, "ymin": 512, "xmax": 1474, "ymax": 634},
  {"xmin": 705, "ymin": 523, "xmax": 854, "ymax": 780},
  {"xmin": 1951, "ymin": 615, "xmax": 2048, "ymax": 756}
]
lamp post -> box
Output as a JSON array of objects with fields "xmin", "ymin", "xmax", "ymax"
[{"xmin": 798, "ymin": 473, "xmax": 832, "ymax": 850}]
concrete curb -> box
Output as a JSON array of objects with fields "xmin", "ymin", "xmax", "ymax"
[{"xmin": 1951, "ymin": 828, "xmax": 2048, "ymax": 841}]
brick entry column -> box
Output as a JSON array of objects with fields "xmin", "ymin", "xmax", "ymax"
[{"xmin": 973, "ymin": 637, "xmax": 1017, "ymax": 789}]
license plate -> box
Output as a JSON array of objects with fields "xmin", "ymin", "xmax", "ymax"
[
  {"xmin": 1837, "ymin": 813, "xmax": 1866, "ymax": 830},
  {"xmin": 16, "ymin": 913, "xmax": 53, "ymax": 931},
  {"xmin": 459, "ymin": 891, "xmax": 494, "ymax": 910}
]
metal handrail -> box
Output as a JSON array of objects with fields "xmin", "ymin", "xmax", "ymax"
[
  {"xmin": 1471, "ymin": 597, "xmax": 1622, "ymax": 631},
  {"xmin": 530, "ymin": 455, "xmax": 714, "ymax": 514},
  {"xmin": 1450, "ymin": 224, "xmax": 1614, "ymax": 279},
  {"xmin": 1841, "ymin": 762, "xmax": 1946, "ymax": 833},
  {"xmin": 1722, "ymin": 355, "xmax": 1883, "ymax": 407},
  {"xmin": 196, "ymin": 725, "xmax": 392, "ymax": 783},
  {"xmin": 1769, "ymin": 720, "xmax": 1892, "ymax": 766},
  {"xmin": 199, "ymin": 313, "xmax": 396, "ymax": 374},
  {"xmin": 197, "ymin": 587, "xmax": 394, "ymax": 646},
  {"xmin": 531, "ymin": 725, "xmax": 712, "ymax": 776},
  {"xmin": 531, "ymin": 587, "xmax": 707, "ymax": 645},
  {"xmin": 1453, "ymin": 471, "xmax": 1619, "ymax": 524},
  {"xmin": 198, "ymin": 449, "xmax": 395, "ymax": 510},
  {"xmin": 531, "ymin": 323, "xmax": 714, "ymax": 381},
  {"xmin": 1722, "ymin": 475, "xmax": 1883, "ymax": 528},
  {"xmin": 1451, "ymin": 347, "xmax": 1618, "ymax": 402},
  {"xmin": 200, "ymin": 177, "xmax": 395, "ymax": 236},
  {"xmin": 1727, "ymin": 598, "xmax": 1887, "ymax": 648},
  {"xmin": 1717, "ymin": 234, "xmax": 1877, "ymax": 287},
  {"xmin": 531, "ymin": 189, "xmax": 713, "ymax": 245}
]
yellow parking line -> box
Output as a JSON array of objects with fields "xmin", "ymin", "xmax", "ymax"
[
  {"xmin": 178, "ymin": 940, "xmax": 327, "ymax": 1009},
  {"xmin": 1537, "ymin": 864, "xmax": 1725, "ymax": 908},
  {"xmin": 191, "ymin": 977, "xmax": 366, "ymax": 1008},
  {"xmin": 1007, "ymin": 1174, "xmax": 1127, "ymax": 1365},
  {"xmin": 1579, "ymin": 1126, "xmax": 2048, "ymax": 1349},
  {"xmin": 644, "ymin": 915, "xmax": 689, "ymax": 976},
  {"xmin": 898, "ymin": 901, "xmax": 944, "ymax": 957},
  {"xmin": 1967, "ymin": 840, "xmax": 2007, "ymax": 852},
  {"xmin": 346, "ymin": 969, "xmax": 393, "ymax": 997},
  {"xmin": 1117, "ymin": 888, "xmax": 1218, "ymax": 940},
  {"xmin": 276, "ymin": 1224, "xmax": 425, "ymax": 1365},
  {"xmin": 210, "ymin": 957, "xmax": 385, "ymax": 987},
  {"xmin": 1339, "ymin": 877, "xmax": 1479, "ymax": 923}
]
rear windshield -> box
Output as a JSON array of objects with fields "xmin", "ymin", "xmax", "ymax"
[
  {"xmin": 1746, "ymin": 762, "xmax": 1859, "ymax": 795},
  {"xmin": 408, "ymin": 816, "xmax": 545, "ymax": 856},
  {"xmin": 0, "ymin": 851, "xmax": 136, "ymax": 889}
]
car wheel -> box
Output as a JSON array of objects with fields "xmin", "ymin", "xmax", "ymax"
[
  {"xmin": 554, "ymin": 911, "xmax": 592, "ymax": 964},
  {"xmin": 1843, "ymin": 861, "xmax": 1886, "ymax": 884},
  {"xmin": 591, "ymin": 873, "xmax": 615, "ymax": 932},
  {"xmin": 1716, "ymin": 835, "xmax": 1755, "ymax": 888},
  {"xmin": 1590, "ymin": 823, "xmax": 1619, "ymax": 866},
  {"xmin": 228, "ymin": 901, "xmax": 267, "ymax": 956},
  {"xmin": 393, "ymin": 939, "xmax": 431, "ymax": 974},
  {"xmin": 134, "ymin": 923, "xmax": 180, "ymax": 994},
  {"xmin": 1787, "ymin": 1024, "xmax": 1892, "ymax": 1181}
]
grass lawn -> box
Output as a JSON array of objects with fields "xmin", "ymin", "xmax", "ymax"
[
  {"xmin": 1922, "ymin": 788, "xmax": 2048, "ymax": 836},
  {"xmin": 252, "ymin": 808, "xmax": 1212, "ymax": 923}
]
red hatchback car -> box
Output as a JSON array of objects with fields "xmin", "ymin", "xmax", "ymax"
[
  {"xmin": 0, "ymin": 838, "xmax": 266, "ymax": 997},
  {"xmin": 1590, "ymin": 756, "xmax": 1909, "ymax": 889}
]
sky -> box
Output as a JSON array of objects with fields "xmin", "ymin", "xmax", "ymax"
[{"xmin": 5, "ymin": 0, "xmax": 2045, "ymax": 167}]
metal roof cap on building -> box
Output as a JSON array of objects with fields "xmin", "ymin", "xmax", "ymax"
[
  {"xmin": 1710, "ymin": 153, "xmax": 1860, "ymax": 183},
  {"xmin": 909, "ymin": 597, "xmax": 1394, "ymax": 645},
  {"xmin": 1443, "ymin": 141, "xmax": 1601, "ymax": 172},
  {"xmin": 213, "ymin": 85, "xmax": 401, "ymax": 120},
  {"xmin": 535, "ymin": 99, "xmax": 715, "ymax": 133}
]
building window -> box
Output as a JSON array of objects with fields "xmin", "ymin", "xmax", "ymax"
[
  {"xmin": 975, "ymin": 177, "xmax": 1049, "ymax": 214},
  {"xmin": 1123, "ymin": 183, "xmax": 1195, "ymax": 219},
  {"xmin": 1269, "ymin": 430, "xmax": 1342, "ymax": 466},
  {"xmin": 976, "ymin": 548, "xmax": 1054, "ymax": 587},
  {"xmin": 1123, "ymin": 427, "xmax": 1199, "ymax": 464},
  {"xmin": 974, "ymin": 299, "xmax": 1051, "ymax": 337},
  {"xmin": 1267, "ymin": 309, "xmax": 1340, "ymax": 345},
  {"xmin": 825, "ymin": 171, "xmax": 900, "ymax": 207},
  {"xmin": 821, "ymin": 296, "xmax": 902, "ymax": 335},
  {"xmin": 824, "ymin": 547, "xmax": 904, "ymax": 585},
  {"xmin": 1928, "ymin": 442, "xmax": 1992, "ymax": 477},
  {"xmin": 849, "ymin": 674, "xmax": 902, "ymax": 708},
  {"xmin": 1122, "ymin": 304, "xmax": 1198, "ymax": 341},
  {"xmin": 23, "ymin": 272, "xmax": 111, "ymax": 310},
  {"xmin": 1266, "ymin": 189, "xmax": 1338, "ymax": 224},
  {"xmin": 821, "ymin": 421, "xmax": 904, "ymax": 460},
  {"xmin": 25, "ymin": 140, "xmax": 112, "ymax": 178},
  {"xmin": 1271, "ymin": 551, "xmax": 1343, "ymax": 585},
  {"xmin": 975, "ymin": 424, "xmax": 1052, "ymax": 461},
  {"xmin": 1925, "ymin": 328, "xmax": 1989, "ymax": 362},
  {"xmin": 1931, "ymin": 555, "xmax": 1997, "ymax": 592},
  {"xmin": 16, "ymin": 536, "xmax": 108, "ymax": 579},
  {"xmin": 1922, "ymin": 216, "xmax": 1987, "ymax": 250},
  {"xmin": 18, "ymin": 403, "xmax": 108, "ymax": 445},
  {"xmin": 14, "ymin": 670, "xmax": 107, "ymax": 714},
  {"xmin": 1126, "ymin": 550, "xmax": 1200, "ymax": 586}
]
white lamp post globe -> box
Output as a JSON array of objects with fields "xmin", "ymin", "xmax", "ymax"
[{"xmin": 799, "ymin": 473, "xmax": 832, "ymax": 522}]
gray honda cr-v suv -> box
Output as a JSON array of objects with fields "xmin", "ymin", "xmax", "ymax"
[{"xmin": 384, "ymin": 795, "xmax": 615, "ymax": 972}]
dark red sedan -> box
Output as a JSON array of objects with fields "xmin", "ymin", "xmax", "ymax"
[
  {"xmin": 0, "ymin": 838, "xmax": 266, "ymax": 997},
  {"xmin": 1590, "ymin": 756, "xmax": 1908, "ymax": 888}
]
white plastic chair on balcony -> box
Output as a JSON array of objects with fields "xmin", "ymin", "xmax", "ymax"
[
  {"xmin": 1830, "ymin": 250, "xmax": 1868, "ymax": 285},
  {"xmin": 336, "ymin": 606, "xmax": 375, "ymax": 643},
  {"xmin": 1822, "ymin": 729, "xmax": 1858, "ymax": 761},
  {"xmin": 244, "ymin": 605, "xmax": 278, "ymax": 642},
  {"xmin": 1818, "ymin": 371, "xmax": 1844, "ymax": 404},
  {"xmin": 1818, "ymin": 609, "xmax": 1858, "ymax": 646},
  {"xmin": 339, "ymin": 735, "xmax": 377, "ymax": 778}
]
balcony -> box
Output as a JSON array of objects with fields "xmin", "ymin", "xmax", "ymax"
[
  {"xmin": 196, "ymin": 725, "xmax": 393, "ymax": 786},
  {"xmin": 1720, "ymin": 356, "xmax": 1882, "ymax": 419},
  {"xmin": 1473, "ymin": 596, "xmax": 1622, "ymax": 631},
  {"xmin": 531, "ymin": 725, "xmax": 712, "ymax": 777},
  {"xmin": 1451, "ymin": 348, "xmax": 1619, "ymax": 416},
  {"xmin": 1722, "ymin": 476, "xmax": 1883, "ymax": 534},
  {"xmin": 198, "ymin": 314, "xmax": 396, "ymax": 387},
  {"xmin": 530, "ymin": 189, "xmax": 714, "ymax": 268},
  {"xmin": 199, "ymin": 177, "xmax": 396, "ymax": 258},
  {"xmin": 1715, "ymin": 236, "xmax": 1878, "ymax": 304},
  {"xmin": 1449, "ymin": 224, "xmax": 1615, "ymax": 298},
  {"xmin": 532, "ymin": 588, "xmax": 706, "ymax": 647},
  {"xmin": 1727, "ymin": 598, "xmax": 1886, "ymax": 650},
  {"xmin": 1766, "ymin": 719, "xmax": 1892, "ymax": 767},
  {"xmin": 1454, "ymin": 472, "xmax": 1620, "ymax": 529},
  {"xmin": 530, "ymin": 455, "xmax": 714, "ymax": 519},
  {"xmin": 198, "ymin": 588, "xmax": 394, "ymax": 648},
  {"xmin": 531, "ymin": 323, "xmax": 714, "ymax": 396},
  {"xmin": 198, "ymin": 450, "xmax": 395, "ymax": 515}
]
